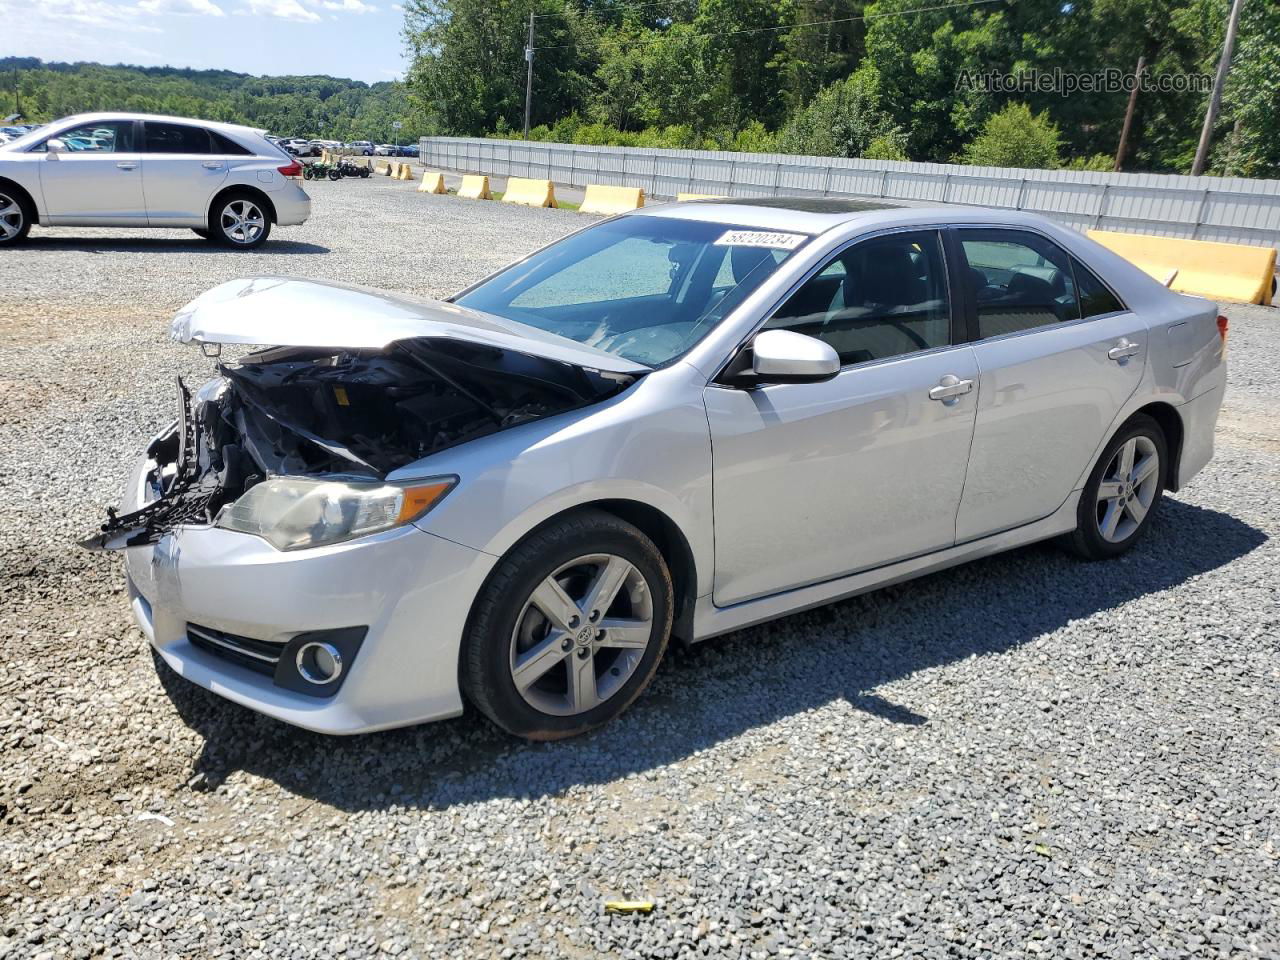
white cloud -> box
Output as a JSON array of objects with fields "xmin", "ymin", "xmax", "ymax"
[
  {"xmin": 139, "ymin": 0, "xmax": 226, "ymax": 15},
  {"xmin": 243, "ymin": 0, "xmax": 320, "ymax": 21},
  {"xmin": 0, "ymin": 0, "xmax": 222, "ymax": 35},
  {"xmin": 319, "ymin": 0, "xmax": 375, "ymax": 12}
]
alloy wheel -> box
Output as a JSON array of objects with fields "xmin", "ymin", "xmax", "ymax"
[
  {"xmin": 0, "ymin": 192, "xmax": 24, "ymax": 241},
  {"xmin": 1095, "ymin": 435, "xmax": 1160, "ymax": 543},
  {"xmin": 220, "ymin": 199, "xmax": 265, "ymax": 245},
  {"xmin": 508, "ymin": 553, "xmax": 654, "ymax": 717}
]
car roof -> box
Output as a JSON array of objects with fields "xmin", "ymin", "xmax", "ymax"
[
  {"xmin": 638, "ymin": 196, "xmax": 1059, "ymax": 236},
  {"xmin": 47, "ymin": 112, "xmax": 269, "ymax": 138}
]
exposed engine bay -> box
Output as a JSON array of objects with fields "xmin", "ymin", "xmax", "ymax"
[{"xmin": 83, "ymin": 337, "xmax": 636, "ymax": 551}]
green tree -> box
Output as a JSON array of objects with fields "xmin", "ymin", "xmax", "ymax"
[
  {"xmin": 960, "ymin": 102, "xmax": 1062, "ymax": 168},
  {"xmin": 777, "ymin": 70, "xmax": 901, "ymax": 158}
]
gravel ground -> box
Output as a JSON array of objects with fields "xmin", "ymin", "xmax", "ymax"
[{"xmin": 1, "ymin": 178, "xmax": 1277, "ymax": 959}]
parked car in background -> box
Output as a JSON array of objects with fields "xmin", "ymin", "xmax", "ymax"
[
  {"xmin": 0, "ymin": 112, "xmax": 310, "ymax": 248},
  {"xmin": 398, "ymin": 144, "xmax": 419, "ymax": 158},
  {"xmin": 373, "ymin": 143, "xmax": 398, "ymax": 156},
  {"xmin": 281, "ymin": 138, "xmax": 319, "ymax": 157},
  {"xmin": 92, "ymin": 198, "xmax": 1225, "ymax": 739},
  {"xmin": 347, "ymin": 141, "xmax": 375, "ymax": 155}
]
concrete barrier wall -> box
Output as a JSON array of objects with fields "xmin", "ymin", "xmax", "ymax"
[{"xmin": 420, "ymin": 136, "xmax": 1280, "ymax": 253}]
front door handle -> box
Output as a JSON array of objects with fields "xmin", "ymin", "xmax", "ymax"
[
  {"xmin": 929, "ymin": 375, "xmax": 974, "ymax": 403},
  {"xmin": 202, "ymin": 161, "xmax": 224, "ymax": 170},
  {"xmin": 1108, "ymin": 338, "xmax": 1141, "ymax": 361},
  {"xmin": 115, "ymin": 161, "xmax": 138, "ymax": 170}
]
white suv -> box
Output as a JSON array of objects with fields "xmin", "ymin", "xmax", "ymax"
[{"xmin": 0, "ymin": 112, "xmax": 312, "ymax": 249}]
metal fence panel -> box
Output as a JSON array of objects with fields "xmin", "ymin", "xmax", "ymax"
[{"xmin": 420, "ymin": 136, "xmax": 1280, "ymax": 250}]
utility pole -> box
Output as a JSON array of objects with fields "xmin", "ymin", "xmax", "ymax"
[
  {"xmin": 1191, "ymin": 0, "xmax": 1245, "ymax": 176},
  {"xmin": 1113, "ymin": 55, "xmax": 1145, "ymax": 172},
  {"xmin": 523, "ymin": 10, "xmax": 535, "ymax": 139}
]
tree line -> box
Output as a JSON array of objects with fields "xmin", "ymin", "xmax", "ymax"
[
  {"xmin": 401, "ymin": 0, "xmax": 1280, "ymax": 177},
  {"xmin": 0, "ymin": 58, "xmax": 427, "ymax": 144}
]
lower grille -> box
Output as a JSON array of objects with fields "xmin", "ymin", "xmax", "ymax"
[{"xmin": 187, "ymin": 624, "xmax": 284, "ymax": 676}]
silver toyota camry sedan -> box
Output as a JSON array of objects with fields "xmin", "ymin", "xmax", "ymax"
[{"xmin": 89, "ymin": 198, "xmax": 1226, "ymax": 739}]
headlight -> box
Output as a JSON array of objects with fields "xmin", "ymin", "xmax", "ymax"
[{"xmin": 216, "ymin": 476, "xmax": 456, "ymax": 551}]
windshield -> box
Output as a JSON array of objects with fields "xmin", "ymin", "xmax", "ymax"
[{"xmin": 455, "ymin": 215, "xmax": 809, "ymax": 366}]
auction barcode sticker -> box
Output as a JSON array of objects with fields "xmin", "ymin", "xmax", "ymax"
[{"xmin": 714, "ymin": 230, "xmax": 807, "ymax": 250}]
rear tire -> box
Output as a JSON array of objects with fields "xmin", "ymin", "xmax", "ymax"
[
  {"xmin": 461, "ymin": 510, "xmax": 673, "ymax": 740},
  {"xmin": 209, "ymin": 191, "xmax": 272, "ymax": 250},
  {"xmin": 0, "ymin": 187, "xmax": 33, "ymax": 246},
  {"xmin": 1066, "ymin": 414, "xmax": 1167, "ymax": 560}
]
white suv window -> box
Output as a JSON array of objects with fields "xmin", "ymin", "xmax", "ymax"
[{"xmin": 40, "ymin": 121, "xmax": 135, "ymax": 153}]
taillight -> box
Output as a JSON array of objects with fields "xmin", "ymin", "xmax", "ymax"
[
  {"xmin": 277, "ymin": 161, "xmax": 302, "ymax": 178},
  {"xmin": 1217, "ymin": 314, "xmax": 1229, "ymax": 345}
]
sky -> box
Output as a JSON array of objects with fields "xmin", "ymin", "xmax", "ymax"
[{"xmin": 0, "ymin": 0, "xmax": 410, "ymax": 84}]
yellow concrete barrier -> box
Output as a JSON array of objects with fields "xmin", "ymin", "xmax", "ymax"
[
  {"xmin": 677, "ymin": 192, "xmax": 724, "ymax": 201},
  {"xmin": 580, "ymin": 184, "xmax": 645, "ymax": 215},
  {"xmin": 396, "ymin": 162, "xmax": 414, "ymax": 181},
  {"xmin": 417, "ymin": 171, "xmax": 447, "ymax": 194},
  {"xmin": 1088, "ymin": 229, "xmax": 1277, "ymax": 305},
  {"xmin": 374, "ymin": 159, "xmax": 389, "ymax": 175},
  {"xmin": 458, "ymin": 175, "xmax": 492, "ymax": 200},
  {"xmin": 501, "ymin": 177, "xmax": 556, "ymax": 208}
]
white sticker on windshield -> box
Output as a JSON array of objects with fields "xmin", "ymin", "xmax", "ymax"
[{"xmin": 714, "ymin": 230, "xmax": 807, "ymax": 251}]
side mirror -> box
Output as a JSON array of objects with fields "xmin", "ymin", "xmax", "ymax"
[
  {"xmin": 750, "ymin": 329, "xmax": 840, "ymax": 383},
  {"xmin": 45, "ymin": 138, "xmax": 66, "ymax": 157},
  {"xmin": 722, "ymin": 329, "xmax": 841, "ymax": 387}
]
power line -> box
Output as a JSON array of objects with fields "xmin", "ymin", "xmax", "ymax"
[
  {"xmin": 533, "ymin": 0, "xmax": 701, "ymax": 19},
  {"xmin": 533, "ymin": 0, "xmax": 1006, "ymax": 50}
]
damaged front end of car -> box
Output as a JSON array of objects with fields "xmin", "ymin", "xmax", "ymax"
[{"xmin": 83, "ymin": 278, "xmax": 645, "ymax": 552}]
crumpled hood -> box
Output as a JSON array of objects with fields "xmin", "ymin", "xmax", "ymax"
[{"xmin": 171, "ymin": 277, "xmax": 650, "ymax": 375}]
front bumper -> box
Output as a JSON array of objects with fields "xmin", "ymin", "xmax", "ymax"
[{"xmin": 121, "ymin": 462, "xmax": 496, "ymax": 734}]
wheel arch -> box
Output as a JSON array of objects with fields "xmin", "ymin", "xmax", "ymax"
[
  {"xmin": 470, "ymin": 499, "xmax": 699, "ymax": 647},
  {"xmin": 1127, "ymin": 401, "xmax": 1184, "ymax": 492},
  {"xmin": 0, "ymin": 176, "xmax": 38, "ymax": 219},
  {"xmin": 207, "ymin": 183, "xmax": 277, "ymax": 226}
]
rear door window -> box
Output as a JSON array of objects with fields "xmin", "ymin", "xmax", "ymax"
[
  {"xmin": 143, "ymin": 122, "xmax": 214, "ymax": 154},
  {"xmin": 958, "ymin": 229, "xmax": 1081, "ymax": 339}
]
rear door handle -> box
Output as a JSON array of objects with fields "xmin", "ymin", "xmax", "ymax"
[
  {"xmin": 116, "ymin": 161, "xmax": 137, "ymax": 170},
  {"xmin": 1108, "ymin": 339, "xmax": 1141, "ymax": 361},
  {"xmin": 202, "ymin": 161, "xmax": 224, "ymax": 170},
  {"xmin": 929, "ymin": 375, "xmax": 974, "ymax": 403}
]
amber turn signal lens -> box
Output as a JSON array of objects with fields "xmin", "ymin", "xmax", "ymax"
[{"xmin": 397, "ymin": 480, "xmax": 456, "ymax": 524}]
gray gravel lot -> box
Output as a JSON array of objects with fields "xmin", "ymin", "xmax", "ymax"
[{"xmin": 1, "ymin": 177, "xmax": 1278, "ymax": 959}]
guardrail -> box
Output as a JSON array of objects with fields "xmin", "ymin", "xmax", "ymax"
[{"xmin": 420, "ymin": 136, "xmax": 1280, "ymax": 251}]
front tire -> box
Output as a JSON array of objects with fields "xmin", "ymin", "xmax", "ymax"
[
  {"xmin": 210, "ymin": 192, "xmax": 272, "ymax": 249},
  {"xmin": 1067, "ymin": 414, "xmax": 1167, "ymax": 560},
  {"xmin": 0, "ymin": 188, "xmax": 33, "ymax": 246},
  {"xmin": 462, "ymin": 510, "xmax": 674, "ymax": 740}
]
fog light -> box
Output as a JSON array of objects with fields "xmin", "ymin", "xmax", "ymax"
[{"xmin": 295, "ymin": 641, "xmax": 343, "ymax": 684}]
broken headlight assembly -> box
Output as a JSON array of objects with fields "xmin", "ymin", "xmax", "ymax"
[{"xmin": 215, "ymin": 476, "xmax": 457, "ymax": 551}]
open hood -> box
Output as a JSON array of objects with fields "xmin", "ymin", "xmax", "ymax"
[{"xmin": 171, "ymin": 277, "xmax": 650, "ymax": 376}]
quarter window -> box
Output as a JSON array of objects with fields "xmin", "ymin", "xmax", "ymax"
[
  {"xmin": 144, "ymin": 122, "xmax": 213, "ymax": 154},
  {"xmin": 765, "ymin": 230, "xmax": 951, "ymax": 365},
  {"xmin": 1073, "ymin": 258, "xmax": 1125, "ymax": 318},
  {"xmin": 959, "ymin": 230, "xmax": 1080, "ymax": 339},
  {"xmin": 209, "ymin": 130, "xmax": 251, "ymax": 155}
]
